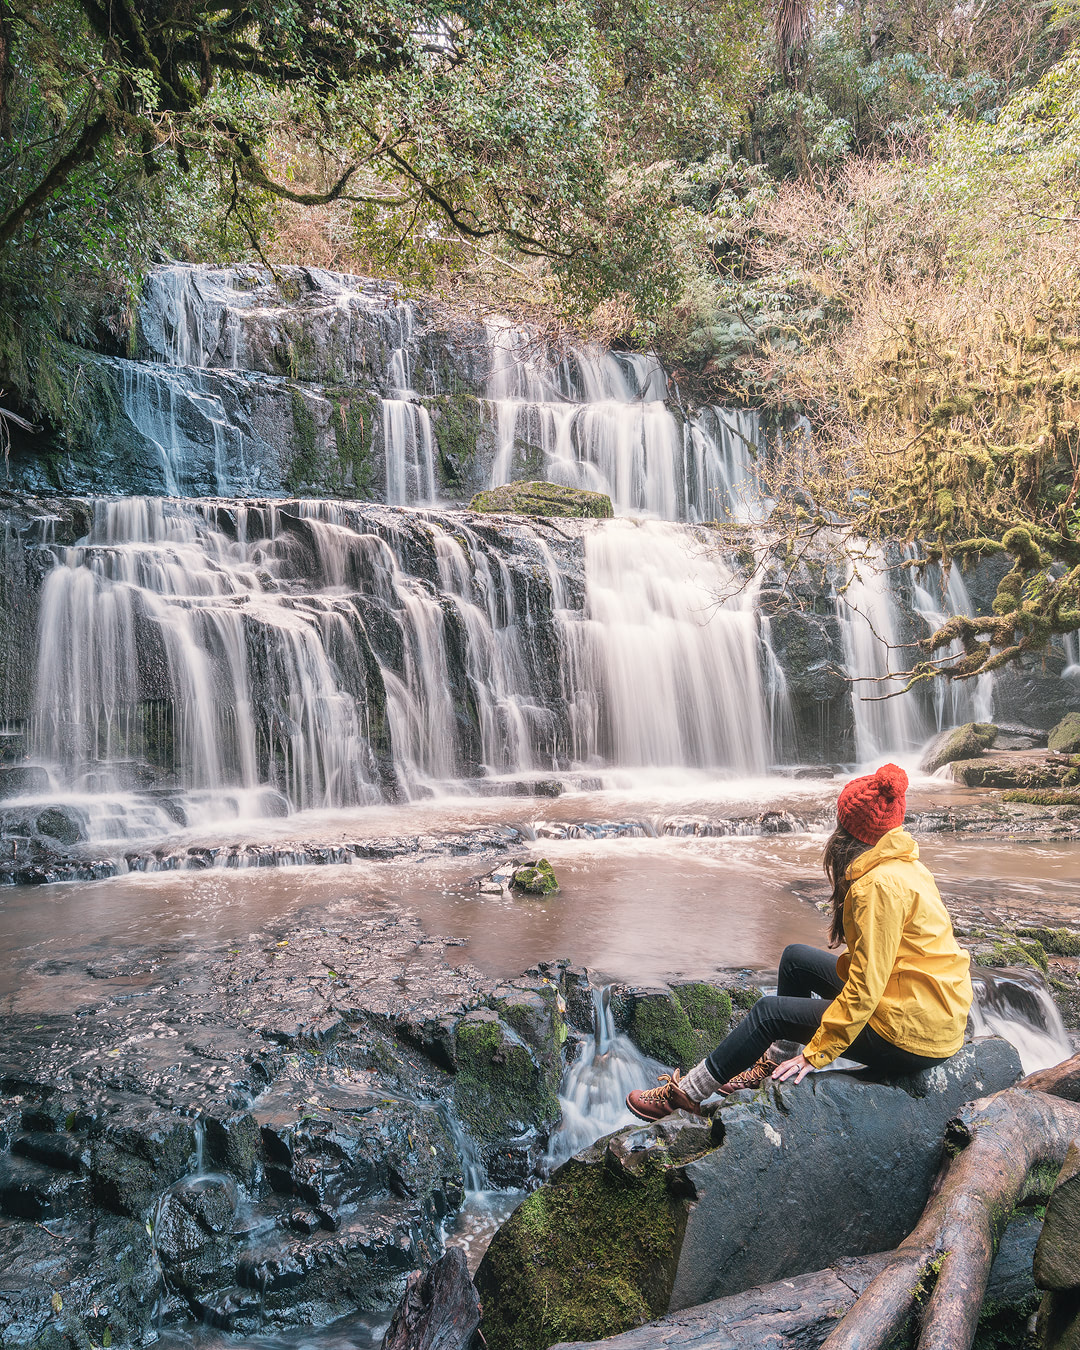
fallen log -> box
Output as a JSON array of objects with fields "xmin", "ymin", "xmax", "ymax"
[
  {"xmin": 820, "ymin": 1088, "xmax": 1080, "ymax": 1350},
  {"xmin": 1019, "ymin": 1052, "xmax": 1080, "ymax": 1101},
  {"xmin": 381, "ymin": 1246, "xmax": 481, "ymax": 1350},
  {"xmin": 551, "ymin": 1216, "xmax": 1042, "ymax": 1349}
]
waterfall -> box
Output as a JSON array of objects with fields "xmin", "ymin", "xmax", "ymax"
[
  {"xmin": 577, "ymin": 520, "xmax": 772, "ymax": 773},
  {"xmin": 547, "ymin": 987, "xmax": 661, "ymax": 1167},
  {"xmin": 970, "ymin": 968, "xmax": 1073, "ymax": 1074},
  {"xmin": 20, "ymin": 500, "xmax": 782, "ymax": 838},
  {"xmin": 484, "ymin": 321, "xmax": 760, "ymax": 522},
  {"xmin": 382, "ymin": 305, "xmax": 436, "ymax": 506},
  {"xmin": 1060, "ymin": 631, "xmax": 1079, "ymax": 680},
  {"xmin": 908, "ymin": 558, "xmax": 995, "ymax": 730},
  {"xmin": 837, "ymin": 547, "xmax": 922, "ymax": 762}
]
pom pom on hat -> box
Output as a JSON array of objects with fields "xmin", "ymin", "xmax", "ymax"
[{"xmin": 837, "ymin": 763, "xmax": 909, "ymax": 845}]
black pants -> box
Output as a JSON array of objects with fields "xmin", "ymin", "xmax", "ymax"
[{"xmin": 704, "ymin": 944, "xmax": 949, "ymax": 1084}]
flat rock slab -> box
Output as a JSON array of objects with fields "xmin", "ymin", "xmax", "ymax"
[{"xmin": 475, "ymin": 1039, "xmax": 1021, "ymax": 1350}]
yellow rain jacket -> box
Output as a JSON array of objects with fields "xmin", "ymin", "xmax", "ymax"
[{"xmin": 803, "ymin": 828, "xmax": 972, "ymax": 1069}]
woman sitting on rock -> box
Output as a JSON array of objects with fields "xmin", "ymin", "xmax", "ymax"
[{"xmin": 626, "ymin": 764, "xmax": 973, "ymax": 1121}]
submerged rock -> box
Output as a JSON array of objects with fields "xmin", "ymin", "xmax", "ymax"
[
  {"xmin": 469, "ymin": 481, "xmax": 615, "ymax": 519},
  {"xmin": 475, "ymin": 1038, "xmax": 1022, "ymax": 1350}
]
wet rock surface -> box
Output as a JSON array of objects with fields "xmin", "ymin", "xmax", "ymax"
[
  {"xmin": 475, "ymin": 1039, "xmax": 1022, "ymax": 1350},
  {"xmin": 0, "ymin": 898, "xmax": 583, "ymax": 1347}
]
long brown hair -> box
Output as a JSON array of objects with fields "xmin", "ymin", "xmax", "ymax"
[{"xmin": 823, "ymin": 825, "xmax": 870, "ymax": 948}]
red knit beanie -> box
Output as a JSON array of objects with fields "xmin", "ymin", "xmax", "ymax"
[{"xmin": 836, "ymin": 763, "xmax": 908, "ymax": 845}]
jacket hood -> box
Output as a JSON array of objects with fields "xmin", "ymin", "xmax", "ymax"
[{"xmin": 845, "ymin": 827, "xmax": 918, "ymax": 881}]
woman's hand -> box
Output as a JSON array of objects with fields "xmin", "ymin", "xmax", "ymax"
[{"xmin": 771, "ymin": 1053, "xmax": 815, "ymax": 1084}]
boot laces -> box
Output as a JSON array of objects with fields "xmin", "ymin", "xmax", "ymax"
[
  {"xmin": 638, "ymin": 1070, "xmax": 682, "ymax": 1104},
  {"xmin": 726, "ymin": 1056, "xmax": 776, "ymax": 1089}
]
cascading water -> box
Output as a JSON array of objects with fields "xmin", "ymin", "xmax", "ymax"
[
  {"xmin": 485, "ymin": 321, "xmax": 760, "ymax": 522},
  {"xmin": 577, "ymin": 520, "xmax": 772, "ymax": 772},
  {"xmin": 908, "ymin": 556, "xmax": 995, "ymax": 731},
  {"xmin": 837, "ymin": 547, "xmax": 922, "ymax": 762},
  {"xmin": 547, "ymin": 986, "xmax": 661, "ymax": 1167},
  {"xmin": 970, "ymin": 968, "xmax": 1073, "ymax": 1074},
  {"xmin": 20, "ymin": 499, "xmax": 783, "ymax": 840}
]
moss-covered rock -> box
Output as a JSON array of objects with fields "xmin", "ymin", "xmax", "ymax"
[
  {"xmin": 1016, "ymin": 926, "xmax": 1080, "ymax": 958},
  {"xmin": 978, "ymin": 937, "xmax": 1049, "ymax": 973},
  {"xmin": 624, "ymin": 984, "xmax": 733, "ymax": 1068},
  {"xmin": 452, "ymin": 1009, "xmax": 561, "ymax": 1155},
  {"xmin": 512, "ymin": 858, "xmax": 560, "ymax": 895},
  {"xmin": 1001, "ymin": 788, "xmax": 1080, "ymax": 806},
  {"xmin": 1048, "ymin": 712, "xmax": 1080, "ymax": 755},
  {"xmin": 474, "ymin": 1128, "xmax": 707, "ymax": 1350},
  {"xmin": 919, "ymin": 721, "xmax": 998, "ymax": 774},
  {"xmin": 469, "ymin": 480, "xmax": 614, "ymax": 519},
  {"xmin": 951, "ymin": 754, "xmax": 1080, "ymax": 789}
]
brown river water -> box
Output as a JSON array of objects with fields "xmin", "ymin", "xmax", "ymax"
[{"xmin": 3, "ymin": 776, "xmax": 1079, "ymax": 1010}]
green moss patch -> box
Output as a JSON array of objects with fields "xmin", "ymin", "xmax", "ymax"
[
  {"xmin": 1048, "ymin": 712, "xmax": 1080, "ymax": 755},
  {"xmin": 475, "ymin": 1153, "xmax": 689, "ymax": 1350},
  {"xmin": 629, "ymin": 984, "xmax": 733, "ymax": 1068},
  {"xmin": 284, "ymin": 387, "xmax": 377, "ymax": 496},
  {"xmin": 512, "ymin": 858, "xmax": 560, "ymax": 895},
  {"xmin": 981, "ymin": 938, "xmax": 1049, "ymax": 974},
  {"xmin": 1015, "ymin": 927, "xmax": 1080, "ymax": 958},
  {"xmin": 1002, "ymin": 789, "xmax": 1080, "ymax": 806},
  {"xmin": 470, "ymin": 480, "xmax": 614, "ymax": 518},
  {"xmin": 452, "ymin": 1010, "xmax": 560, "ymax": 1146}
]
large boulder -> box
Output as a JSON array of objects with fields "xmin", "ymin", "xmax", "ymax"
[
  {"xmin": 919, "ymin": 722, "xmax": 997, "ymax": 774},
  {"xmin": 475, "ymin": 1039, "xmax": 1022, "ymax": 1350},
  {"xmin": 469, "ymin": 481, "xmax": 614, "ymax": 519},
  {"xmin": 1049, "ymin": 713, "xmax": 1080, "ymax": 755}
]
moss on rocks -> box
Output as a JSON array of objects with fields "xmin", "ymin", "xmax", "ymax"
[
  {"xmin": 1016, "ymin": 927, "xmax": 1080, "ymax": 958},
  {"xmin": 452, "ymin": 1009, "xmax": 561, "ymax": 1148},
  {"xmin": 474, "ymin": 1150, "xmax": 690, "ymax": 1350},
  {"xmin": 426, "ymin": 392, "xmax": 484, "ymax": 488},
  {"xmin": 284, "ymin": 387, "xmax": 377, "ymax": 496},
  {"xmin": 469, "ymin": 480, "xmax": 614, "ymax": 519},
  {"xmin": 512, "ymin": 858, "xmax": 560, "ymax": 895},
  {"xmin": 1001, "ymin": 788, "xmax": 1080, "ymax": 805},
  {"xmin": 920, "ymin": 722, "xmax": 998, "ymax": 774},
  {"xmin": 1048, "ymin": 712, "xmax": 1080, "ymax": 755},
  {"xmin": 980, "ymin": 938, "xmax": 1049, "ymax": 974},
  {"xmin": 627, "ymin": 984, "xmax": 733, "ymax": 1068}
]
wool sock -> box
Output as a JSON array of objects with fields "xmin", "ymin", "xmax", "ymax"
[{"xmin": 679, "ymin": 1058, "xmax": 725, "ymax": 1103}]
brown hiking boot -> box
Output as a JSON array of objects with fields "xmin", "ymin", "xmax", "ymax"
[
  {"xmin": 626, "ymin": 1069, "xmax": 703, "ymax": 1122},
  {"xmin": 719, "ymin": 1055, "xmax": 780, "ymax": 1096}
]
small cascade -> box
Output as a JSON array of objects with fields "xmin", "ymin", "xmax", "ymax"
[
  {"xmin": 1060, "ymin": 631, "xmax": 1080, "ymax": 680},
  {"xmin": 484, "ymin": 322, "xmax": 760, "ymax": 521},
  {"xmin": 970, "ymin": 967, "xmax": 1073, "ymax": 1074},
  {"xmin": 547, "ymin": 986, "xmax": 660, "ymax": 1167},
  {"xmin": 908, "ymin": 558, "xmax": 995, "ymax": 730},
  {"xmin": 685, "ymin": 406, "xmax": 764, "ymax": 524},
  {"xmin": 578, "ymin": 520, "xmax": 773, "ymax": 772},
  {"xmin": 117, "ymin": 363, "xmax": 266, "ymax": 497},
  {"xmin": 382, "ymin": 306, "xmax": 437, "ymax": 506},
  {"xmin": 837, "ymin": 546, "xmax": 922, "ymax": 762}
]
